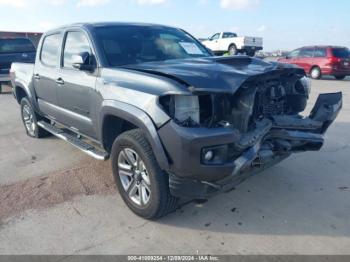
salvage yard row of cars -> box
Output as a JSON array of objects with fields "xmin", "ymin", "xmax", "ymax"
[{"xmin": 7, "ymin": 22, "xmax": 342, "ymax": 219}]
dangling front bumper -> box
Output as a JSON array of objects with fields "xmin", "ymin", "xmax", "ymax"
[{"xmin": 159, "ymin": 92, "xmax": 342, "ymax": 199}]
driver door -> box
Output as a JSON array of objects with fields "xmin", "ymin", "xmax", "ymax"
[
  {"xmin": 206, "ymin": 33, "xmax": 221, "ymax": 51},
  {"xmin": 56, "ymin": 30, "xmax": 98, "ymax": 139}
]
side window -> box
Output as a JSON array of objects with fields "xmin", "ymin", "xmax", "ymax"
[
  {"xmin": 314, "ymin": 48, "xmax": 327, "ymax": 57},
  {"xmin": 299, "ymin": 48, "xmax": 314, "ymax": 58},
  {"xmin": 223, "ymin": 33, "xmax": 237, "ymax": 38},
  {"xmin": 63, "ymin": 31, "xmax": 92, "ymax": 69},
  {"xmin": 210, "ymin": 33, "xmax": 220, "ymax": 40},
  {"xmin": 40, "ymin": 34, "xmax": 61, "ymax": 67},
  {"xmin": 289, "ymin": 49, "xmax": 300, "ymax": 58}
]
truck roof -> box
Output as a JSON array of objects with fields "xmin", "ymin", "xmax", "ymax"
[{"xmin": 45, "ymin": 22, "xmax": 177, "ymax": 34}]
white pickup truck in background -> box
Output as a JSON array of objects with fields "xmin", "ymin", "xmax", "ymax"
[{"xmin": 201, "ymin": 32, "xmax": 263, "ymax": 57}]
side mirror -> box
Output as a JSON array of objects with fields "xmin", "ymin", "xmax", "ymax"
[{"xmin": 72, "ymin": 52, "xmax": 94, "ymax": 71}]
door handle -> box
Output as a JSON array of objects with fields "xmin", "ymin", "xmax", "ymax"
[
  {"xmin": 56, "ymin": 78, "xmax": 64, "ymax": 85},
  {"xmin": 34, "ymin": 74, "xmax": 40, "ymax": 80}
]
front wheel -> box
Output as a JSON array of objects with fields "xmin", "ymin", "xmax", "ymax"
[
  {"xmin": 111, "ymin": 129, "xmax": 178, "ymax": 219},
  {"xmin": 335, "ymin": 75, "xmax": 346, "ymax": 80}
]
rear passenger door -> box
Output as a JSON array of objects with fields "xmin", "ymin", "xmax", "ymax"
[
  {"xmin": 56, "ymin": 30, "xmax": 98, "ymax": 139},
  {"xmin": 34, "ymin": 32, "xmax": 62, "ymax": 119}
]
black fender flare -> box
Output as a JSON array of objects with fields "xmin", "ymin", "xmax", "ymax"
[
  {"xmin": 13, "ymin": 81, "xmax": 40, "ymax": 111},
  {"xmin": 99, "ymin": 100, "xmax": 170, "ymax": 171},
  {"xmin": 13, "ymin": 81, "xmax": 30, "ymax": 102}
]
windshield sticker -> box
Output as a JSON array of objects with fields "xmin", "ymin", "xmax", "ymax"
[{"xmin": 179, "ymin": 42, "xmax": 203, "ymax": 55}]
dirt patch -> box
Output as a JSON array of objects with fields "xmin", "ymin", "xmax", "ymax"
[{"xmin": 0, "ymin": 160, "xmax": 116, "ymax": 220}]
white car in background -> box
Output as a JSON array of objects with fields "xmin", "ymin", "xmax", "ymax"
[{"xmin": 202, "ymin": 32, "xmax": 263, "ymax": 57}]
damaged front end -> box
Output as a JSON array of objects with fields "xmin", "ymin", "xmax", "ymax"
[{"xmin": 158, "ymin": 69, "xmax": 342, "ymax": 199}]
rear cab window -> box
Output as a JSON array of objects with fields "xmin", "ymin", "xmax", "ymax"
[
  {"xmin": 40, "ymin": 33, "xmax": 61, "ymax": 67},
  {"xmin": 332, "ymin": 48, "xmax": 350, "ymax": 58}
]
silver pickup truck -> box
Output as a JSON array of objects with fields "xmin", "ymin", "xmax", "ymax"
[{"xmin": 10, "ymin": 22, "xmax": 342, "ymax": 219}]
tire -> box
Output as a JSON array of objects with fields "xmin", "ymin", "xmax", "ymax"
[
  {"xmin": 20, "ymin": 97, "xmax": 50, "ymax": 138},
  {"xmin": 335, "ymin": 75, "xmax": 346, "ymax": 80},
  {"xmin": 310, "ymin": 66, "xmax": 322, "ymax": 79},
  {"xmin": 228, "ymin": 44, "xmax": 238, "ymax": 56},
  {"xmin": 111, "ymin": 129, "xmax": 178, "ymax": 219},
  {"xmin": 0, "ymin": 83, "xmax": 2, "ymax": 94}
]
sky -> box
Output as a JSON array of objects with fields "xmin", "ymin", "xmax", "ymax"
[{"xmin": 0, "ymin": 0, "xmax": 349, "ymax": 51}]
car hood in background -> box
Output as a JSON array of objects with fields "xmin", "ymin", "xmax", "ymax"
[{"xmin": 122, "ymin": 56, "xmax": 304, "ymax": 93}]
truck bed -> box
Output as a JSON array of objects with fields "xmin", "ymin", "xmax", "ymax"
[{"xmin": 10, "ymin": 62, "xmax": 35, "ymax": 90}]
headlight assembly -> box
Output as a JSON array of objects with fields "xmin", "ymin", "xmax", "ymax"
[
  {"xmin": 174, "ymin": 95, "xmax": 200, "ymax": 123},
  {"xmin": 159, "ymin": 95, "xmax": 200, "ymax": 126}
]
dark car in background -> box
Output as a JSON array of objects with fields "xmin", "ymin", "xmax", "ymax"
[
  {"xmin": 278, "ymin": 46, "xmax": 350, "ymax": 80},
  {"xmin": 0, "ymin": 38, "xmax": 36, "ymax": 93}
]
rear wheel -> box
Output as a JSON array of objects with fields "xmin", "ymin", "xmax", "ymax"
[
  {"xmin": 335, "ymin": 75, "xmax": 346, "ymax": 80},
  {"xmin": 0, "ymin": 83, "xmax": 2, "ymax": 94},
  {"xmin": 228, "ymin": 44, "xmax": 238, "ymax": 56},
  {"xmin": 111, "ymin": 129, "xmax": 178, "ymax": 219},
  {"xmin": 310, "ymin": 66, "xmax": 322, "ymax": 79},
  {"xmin": 20, "ymin": 97, "xmax": 49, "ymax": 138}
]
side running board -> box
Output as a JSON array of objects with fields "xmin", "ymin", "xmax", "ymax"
[{"xmin": 37, "ymin": 121, "xmax": 109, "ymax": 161}]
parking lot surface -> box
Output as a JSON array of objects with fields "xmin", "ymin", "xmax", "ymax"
[{"xmin": 0, "ymin": 79, "xmax": 349, "ymax": 255}]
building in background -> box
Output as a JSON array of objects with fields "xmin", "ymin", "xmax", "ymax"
[{"xmin": 0, "ymin": 31, "xmax": 42, "ymax": 47}]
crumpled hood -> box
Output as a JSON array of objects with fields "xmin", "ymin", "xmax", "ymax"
[{"xmin": 123, "ymin": 56, "xmax": 304, "ymax": 93}]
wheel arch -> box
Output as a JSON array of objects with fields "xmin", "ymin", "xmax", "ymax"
[
  {"xmin": 99, "ymin": 100, "xmax": 170, "ymax": 170},
  {"xmin": 14, "ymin": 84, "xmax": 29, "ymax": 104}
]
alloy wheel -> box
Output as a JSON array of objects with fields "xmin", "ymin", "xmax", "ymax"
[
  {"xmin": 22, "ymin": 104, "xmax": 36, "ymax": 136},
  {"xmin": 117, "ymin": 148, "xmax": 151, "ymax": 207}
]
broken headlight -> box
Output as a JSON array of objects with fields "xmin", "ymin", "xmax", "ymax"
[
  {"xmin": 174, "ymin": 95, "xmax": 200, "ymax": 123},
  {"xmin": 159, "ymin": 95, "xmax": 200, "ymax": 126}
]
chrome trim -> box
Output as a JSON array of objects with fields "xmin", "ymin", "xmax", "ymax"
[{"xmin": 37, "ymin": 121, "xmax": 108, "ymax": 160}]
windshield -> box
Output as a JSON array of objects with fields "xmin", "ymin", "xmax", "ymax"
[
  {"xmin": 0, "ymin": 38, "xmax": 35, "ymax": 54},
  {"xmin": 94, "ymin": 25, "xmax": 211, "ymax": 66},
  {"xmin": 332, "ymin": 48, "xmax": 350, "ymax": 58}
]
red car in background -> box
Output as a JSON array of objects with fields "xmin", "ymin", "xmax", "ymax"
[{"xmin": 278, "ymin": 46, "xmax": 350, "ymax": 80}]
